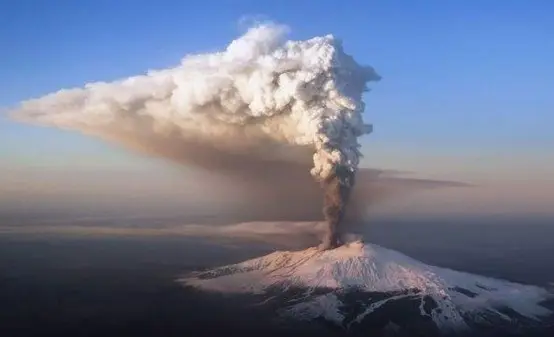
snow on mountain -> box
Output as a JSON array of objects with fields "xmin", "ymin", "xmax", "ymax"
[{"xmin": 180, "ymin": 241, "xmax": 552, "ymax": 333}]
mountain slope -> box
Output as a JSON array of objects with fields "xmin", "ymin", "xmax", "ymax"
[{"xmin": 180, "ymin": 241, "xmax": 553, "ymax": 335}]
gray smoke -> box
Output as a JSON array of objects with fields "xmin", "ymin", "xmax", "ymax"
[
  {"xmin": 318, "ymin": 166, "xmax": 353, "ymax": 249},
  {"xmin": 8, "ymin": 23, "xmax": 380, "ymax": 249}
]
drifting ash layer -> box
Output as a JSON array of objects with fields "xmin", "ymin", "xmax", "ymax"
[
  {"xmin": 9, "ymin": 24, "xmax": 380, "ymax": 249},
  {"xmin": 181, "ymin": 241, "xmax": 553, "ymax": 336}
]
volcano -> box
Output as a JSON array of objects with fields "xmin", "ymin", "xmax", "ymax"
[{"xmin": 180, "ymin": 241, "xmax": 553, "ymax": 336}]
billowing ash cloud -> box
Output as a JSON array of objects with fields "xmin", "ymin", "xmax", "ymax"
[{"xmin": 9, "ymin": 23, "xmax": 380, "ymax": 250}]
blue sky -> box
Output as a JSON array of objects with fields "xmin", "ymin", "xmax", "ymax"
[{"xmin": 1, "ymin": 0, "xmax": 554, "ymax": 215}]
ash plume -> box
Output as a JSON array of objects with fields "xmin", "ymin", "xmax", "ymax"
[
  {"xmin": 9, "ymin": 23, "xmax": 380, "ymax": 250},
  {"xmin": 319, "ymin": 166, "xmax": 355, "ymax": 250}
]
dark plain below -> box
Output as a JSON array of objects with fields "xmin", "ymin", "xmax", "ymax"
[{"xmin": 1, "ymin": 216, "xmax": 553, "ymax": 337}]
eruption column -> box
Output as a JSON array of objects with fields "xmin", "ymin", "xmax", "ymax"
[
  {"xmin": 319, "ymin": 166, "xmax": 355, "ymax": 250},
  {"xmin": 8, "ymin": 23, "xmax": 380, "ymax": 249}
]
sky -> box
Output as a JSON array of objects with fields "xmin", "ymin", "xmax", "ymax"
[{"xmin": 1, "ymin": 0, "xmax": 553, "ymax": 217}]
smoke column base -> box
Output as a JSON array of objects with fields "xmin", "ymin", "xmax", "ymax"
[
  {"xmin": 317, "ymin": 240, "xmax": 342, "ymax": 251},
  {"xmin": 317, "ymin": 230, "xmax": 343, "ymax": 251}
]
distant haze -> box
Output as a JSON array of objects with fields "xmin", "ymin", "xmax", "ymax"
[{"xmin": 2, "ymin": 152, "xmax": 553, "ymax": 219}]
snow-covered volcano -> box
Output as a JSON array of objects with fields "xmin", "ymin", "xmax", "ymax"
[{"xmin": 180, "ymin": 241, "xmax": 553, "ymax": 336}]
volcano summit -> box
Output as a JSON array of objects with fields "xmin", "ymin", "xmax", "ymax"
[{"xmin": 181, "ymin": 241, "xmax": 553, "ymax": 337}]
